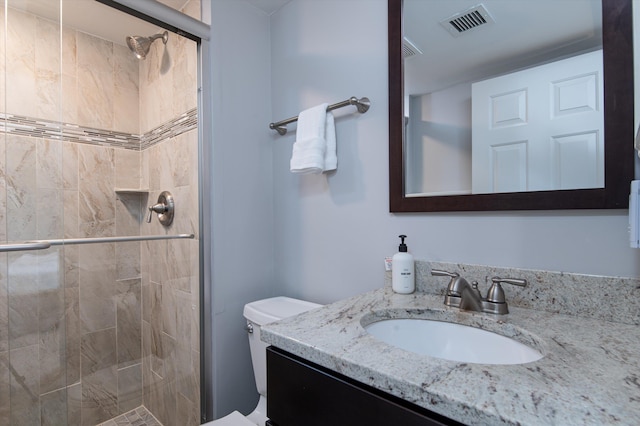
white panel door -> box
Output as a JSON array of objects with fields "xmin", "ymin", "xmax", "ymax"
[{"xmin": 471, "ymin": 50, "xmax": 603, "ymax": 194}]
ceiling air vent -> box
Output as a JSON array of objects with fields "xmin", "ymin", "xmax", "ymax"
[
  {"xmin": 402, "ymin": 37, "xmax": 423, "ymax": 58},
  {"xmin": 440, "ymin": 4, "xmax": 495, "ymax": 37}
]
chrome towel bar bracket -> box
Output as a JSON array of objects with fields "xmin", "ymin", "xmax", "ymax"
[{"xmin": 269, "ymin": 96, "xmax": 370, "ymax": 135}]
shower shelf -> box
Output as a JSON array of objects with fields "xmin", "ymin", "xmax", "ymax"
[{"xmin": 115, "ymin": 188, "xmax": 150, "ymax": 194}]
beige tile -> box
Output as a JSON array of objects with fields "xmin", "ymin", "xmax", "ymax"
[
  {"xmin": 175, "ymin": 289, "xmax": 192, "ymax": 350},
  {"xmin": 166, "ymin": 236, "xmax": 191, "ymax": 292},
  {"xmin": 176, "ymin": 346, "xmax": 197, "ymax": 404},
  {"xmin": 78, "ymin": 144, "xmax": 115, "ymax": 237},
  {"xmin": 115, "ymin": 193, "xmax": 142, "ymax": 237},
  {"xmin": 9, "ymin": 344, "xmax": 41, "ymax": 425},
  {"xmin": 176, "ymin": 392, "xmax": 199, "ymax": 426},
  {"xmin": 37, "ymin": 138, "xmax": 63, "ymax": 190},
  {"xmin": 0, "ymin": 136, "xmax": 7, "ymax": 243},
  {"xmin": 161, "ymin": 283, "xmax": 177, "ymax": 339},
  {"xmin": 39, "ymin": 269, "xmax": 66, "ymax": 394},
  {"xmin": 65, "ymin": 287, "xmax": 81, "ymax": 385},
  {"xmin": 181, "ymin": 0, "xmax": 202, "ymax": 21},
  {"xmin": 37, "ymin": 188, "xmax": 64, "ymax": 239},
  {"xmin": 115, "ymin": 149, "xmax": 141, "ymax": 190},
  {"xmin": 171, "ymin": 36, "xmax": 198, "ymax": 116},
  {"xmin": 64, "ymin": 189, "xmax": 79, "ymax": 239},
  {"xmin": 79, "ymin": 243, "xmax": 117, "ymax": 333},
  {"xmin": 114, "ymin": 44, "xmax": 140, "ymax": 135},
  {"xmin": 140, "ymin": 149, "xmax": 150, "ymax": 191},
  {"xmin": 81, "ymin": 364, "xmax": 118, "ymax": 425},
  {"xmin": 6, "ymin": 8, "xmax": 36, "ymax": 118},
  {"xmin": 0, "ymin": 351, "xmax": 9, "ymax": 426},
  {"xmin": 117, "ymin": 278, "xmax": 142, "ymax": 368},
  {"xmin": 67, "ymin": 383, "xmax": 82, "ymax": 426},
  {"xmin": 36, "ymin": 17, "xmax": 61, "ymax": 74},
  {"xmin": 0, "ymin": 254, "xmax": 7, "ymax": 354},
  {"xmin": 117, "ymin": 363, "xmax": 142, "ymax": 414},
  {"xmin": 35, "ymin": 18, "xmax": 62, "ymax": 121},
  {"xmin": 141, "ymin": 320, "xmax": 152, "ymax": 399},
  {"xmin": 81, "ymin": 328, "xmax": 116, "ymax": 375},
  {"xmin": 62, "ymin": 27, "xmax": 77, "ymax": 77},
  {"xmin": 80, "ymin": 328, "xmax": 119, "ymax": 423},
  {"xmin": 146, "ymin": 333, "xmax": 177, "ymax": 426},
  {"xmin": 148, "ymin": 238, "xmax": 168, "ymax": 285},
  {"xmin": 0, "ymin": 9, "xmax": 5, "ymax": 111},
  {"xmin": 116, "ymin": 241, "xmax": 141, "ymax": 280},
  {"xmin": 63, "ymin": 142, "xmax": 79, "ymax": 190},
  {"xmin": 8, "ymin": 252, "xmax": 40, "ymax": 349},
  {"xmin": 6, "ymin": 135, "xmax": 37, "ymax": 241},
  {"xmin": 36, "ymin": 68, "xmax": 62, "ymax": 122},
  {"xmin": 62, "ymin": 73, "xmax": 78, "ymax": 125},
  {"xmin": 41, "ymin": 388, "xmax": 68, "ymax": 426},
  {"xmin": 76, "ymin": 32, "xmax": 114, "ymax": 130},
  {"xmin": 64, "ymin": 244, "xmax": 80, "ymax": 288}
]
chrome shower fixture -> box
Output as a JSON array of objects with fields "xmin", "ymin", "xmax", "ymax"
[{"xmin": 126, "ymin": 31, "xmax": 168, "ymax": 60}]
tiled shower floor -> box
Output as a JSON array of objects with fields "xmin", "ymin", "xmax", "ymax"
[{"xmin": 97, "ymin": 406, "xmax": 163, "ymax": 426}]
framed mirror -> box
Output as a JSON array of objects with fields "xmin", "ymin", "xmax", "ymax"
[{"xmin": 389, "ymin": 0, "xmax": 634, "ymax": 212}]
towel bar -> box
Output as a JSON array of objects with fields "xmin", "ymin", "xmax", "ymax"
[{"xmin": 269, "ymin": 96, "xmax": 370, "ymax": 135}]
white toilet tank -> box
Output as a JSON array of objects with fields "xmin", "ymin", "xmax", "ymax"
[{"xmin": 244, "ymin": 297, "xmax": 322, "ymax": 396}]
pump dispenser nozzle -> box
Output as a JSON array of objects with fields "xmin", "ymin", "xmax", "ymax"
[{"xmin": 398, "ymin": 235, "xmax": 408, "ymax": 252}]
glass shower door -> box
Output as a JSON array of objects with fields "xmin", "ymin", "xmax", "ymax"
[{"xmin": 1, "ymin": 0, "xmax": 69, "ymax": 424}]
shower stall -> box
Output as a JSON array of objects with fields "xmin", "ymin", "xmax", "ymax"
[{"xmin": 0, "ymin": 0, "xmax": 204, "ymax": 424}]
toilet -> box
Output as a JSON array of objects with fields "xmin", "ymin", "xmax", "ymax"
[{"xmin": 204, "ymin": 296, "xmax": 322, "ymax": 425}]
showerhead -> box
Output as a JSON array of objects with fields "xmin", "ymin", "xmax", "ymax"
[{"xmin": 126, "ymin": 31, "xmax": 168, "ymax": 60}]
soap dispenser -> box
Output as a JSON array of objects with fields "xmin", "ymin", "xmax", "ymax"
[{"xmin": 392, "ymin": 235, "xmax": 415, "ymax": 294}]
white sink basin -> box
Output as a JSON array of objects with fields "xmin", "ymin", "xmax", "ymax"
[{"xmin": 365, "ymin": 319, "xmax": 543, "ymax": 365}]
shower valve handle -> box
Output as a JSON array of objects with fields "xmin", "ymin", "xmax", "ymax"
[
  {"xmin": 146, "ymin": 191, "xmax": 175, "ymax": 226},
  {"xmin": 146, "ymin": 203, "xmax": 168, "ymax": 223}
]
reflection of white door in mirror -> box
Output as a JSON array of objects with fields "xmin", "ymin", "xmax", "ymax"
[{"xmin": 471, "ymin": 50, "xmax": 604, "ymax": 194}]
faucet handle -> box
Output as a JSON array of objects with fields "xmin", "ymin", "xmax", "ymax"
[
  {"xmin": 431, "ymin": 269, "xmax": 461, "ymax": 296},
  {"xmin": 486, "ymin": 277, "xmax": 527, "ymax": 303},
  {"xmin": 431, "ymin": 269, "xmax": 459, "ymax": 278}
]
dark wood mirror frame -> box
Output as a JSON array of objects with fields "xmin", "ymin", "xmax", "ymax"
[{"xmin": 389, "ymin": 0, "xmax": 634, "ymax": 212}]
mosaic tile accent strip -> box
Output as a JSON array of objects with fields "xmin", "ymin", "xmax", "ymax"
[
  {"xmin": 140, "ymin": 108, "xmax": 198, "ymax": 150},
  {"xmin": 0, "ymin": 107, "xmax": 198, "ymax": 151}
]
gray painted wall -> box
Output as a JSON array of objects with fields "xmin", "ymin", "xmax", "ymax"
[
  {"xmin": 208, "ymin": 0, "xmax": 640, "ymax": 420},
  {"xmin": 270, "ymin": 0, "xmax": 640, "ymax": 305},
  {"xmin": 209, "ymin": 0, "xmax": 280, "ymax": 419}
]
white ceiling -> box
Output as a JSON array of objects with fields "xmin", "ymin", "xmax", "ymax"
[{"xmin": 404, "ymin": 0, "xmax": 602, "ymax": 96}]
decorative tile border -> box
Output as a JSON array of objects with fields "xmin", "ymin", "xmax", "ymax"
[
  {"xmin": 140, "ymin": 108, "xmax": 198, "ymax": 150},
  {"xmin": 0, "ymin": 108, "xmax": 198, "ymax": 151}
]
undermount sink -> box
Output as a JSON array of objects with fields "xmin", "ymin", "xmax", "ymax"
[{"xmin": 364, "ymin": 318, "xmax": 543, "ymax": 365}]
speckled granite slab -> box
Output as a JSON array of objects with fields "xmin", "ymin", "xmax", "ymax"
[
  {"xmin": 261, "ymin": 288, "xmax": 640, "ymax": 425},
  {"xmin": 403, "ymin": 261, "xmax": 640, "ymax": 325}
]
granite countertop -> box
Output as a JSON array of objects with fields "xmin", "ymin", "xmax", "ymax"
[{"xmin": 260, "ymin": 287, "xmax": 640, "ymax": 425}]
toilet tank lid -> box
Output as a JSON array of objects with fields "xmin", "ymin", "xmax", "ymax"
[{"xmin": 244, "ymin": 296, "xmax": 322, "ymax": 325}]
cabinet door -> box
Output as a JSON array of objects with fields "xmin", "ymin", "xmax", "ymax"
[{"xmin": 267, "ymin": 347, "xmax": 461, "ymax": 426}]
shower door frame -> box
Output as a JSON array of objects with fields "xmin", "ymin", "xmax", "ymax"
[{"xmin": 96, "ymin": 0, "xmax": 213, "ymax": 423}]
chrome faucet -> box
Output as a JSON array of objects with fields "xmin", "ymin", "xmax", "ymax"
[{"xmin": 431, "ymin": 269, "xmax": 526, "ymax": 315}]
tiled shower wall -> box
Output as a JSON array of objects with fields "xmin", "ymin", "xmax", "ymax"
[
  {"xmin": 138, "ymin": 1, "xmax": 200, "ymax": 424},
  {"xmin": 0, "ymin": 2, "xmax": 200, "ymax": 426}
]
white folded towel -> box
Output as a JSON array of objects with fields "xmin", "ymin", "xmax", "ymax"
[
  {"xmin": 290, "ymin": 103, "xmax": 337, "ymax": 174},
  {"xmin": 324, "ymin": 111, "xmax": 337, "ymax": 172}
]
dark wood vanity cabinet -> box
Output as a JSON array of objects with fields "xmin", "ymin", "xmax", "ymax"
[{"xmin": 266, "ymin": 346, "xmax": 462, "ymax": 426}]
